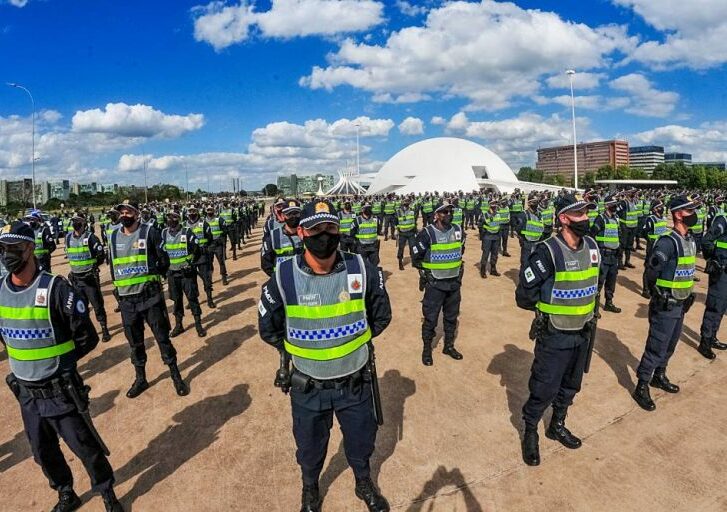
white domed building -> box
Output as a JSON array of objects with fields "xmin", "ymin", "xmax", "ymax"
[{"xmin": 366, "ymin": 137, "xmax": 561, "ymax": 195}]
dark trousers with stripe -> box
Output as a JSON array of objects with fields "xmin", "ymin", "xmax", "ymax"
[
  {"xmin": 500, "ymin": 225, "xmax": 510, "ymax": 254},
  {"xmin": 480, "ymin": 235, "xmax": 499, "ymax": 273},
  {"xmin": 522, "ymin": 332, "xmax": 589, "ymax": 428},
  {"xmin": 168, "ymin": 268, "xmax": 202, "ymax": 319},
  {"xmin": 70, "ymin": 270, "xmax": 107, "ymax": 325},
  {"xmin": 700, "ymin": 268, "xmax": 727, "ymax": 342},
  {"xmin": 119, "ymin": 290, "xmax": 176, "ymax": 368},
  {"xmin": 598, "ymin": 251, "xmax": 619, "ymax": 302},
  {"xmin": 396, "ymin": 231, "xmax": 416, "ymax": 260},
  {"xmin": 422, "ymin": 283, "xmax": 461, "ymax": 342},
  {"xmin": 210, "ymin": 240, "xmax": 227, "ymax": 278},
  {"xmin": 636, "ymin": 301, "xmax": 684, "ymax": 382},
  {"xmin": 291, "ymin": 382, "xmax": 377, "ymax": 485}
]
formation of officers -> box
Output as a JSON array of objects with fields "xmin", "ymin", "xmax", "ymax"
[
  {"xmin": 0, "ymin": 198, "xmax": 262, "ymax": 512},
  {"xmin": 2, "ymin": 185, "xmax": 727, "ymax": 512}
]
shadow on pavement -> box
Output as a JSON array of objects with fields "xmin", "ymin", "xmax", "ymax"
[
  {"xmin": 318, "ymin": 369, "xmax": 417, "ymax": 497},
  {"xmin": 594, "ymin": 328, "xmax": 640, "ymax": 393},
  {"xmin": 203, "ymin": 299, "xmax": 255, "ymax": 331},
  {"xmin": 214, "ymin": 280, "xmax": 258, "ymax": 304},
  {"xmin": 504, "ymin": 268, "xmax": 519, "ymax": 287},
  {"xmin": 148, "ymin": 325, "xmax": 256, "ymax": 390},
  {"xmin": 0, "ymin": 430, "xmax": 31, "ymax": 473},
  {"xmin": 486, "ymin": 343, "xmax": 532, "ymax": 433},
  {"xmin": 90, "ymin": 389, "xmax": 120, "ymax": 418},
  {"xmin": 405, "ymin": 465, "xmax": 483, "ymax": 512},
  {"xmin": 114, "ymin": 384, "xmax": 252, "ymax": 507},
  {"xmin": 617, "ymin": 274, "xmax": 642, "ymax": 296},
  {"xmin": 680, "ymin": 323, "xmax": 700, "ymax": 350}
]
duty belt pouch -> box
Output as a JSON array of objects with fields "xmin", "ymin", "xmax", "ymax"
[
  {"xmin": 5, "ymin": 373, "xmax": 21, "ymax": 400},
  {"xmin": 290, "ymin": 371, "xmax": 312, "ymax": 393}
]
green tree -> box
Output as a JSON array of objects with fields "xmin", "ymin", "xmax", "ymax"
[
  {"xmin": 596, "ymin": 165, "xmax": 614, "ymax": 180},
  {"xmin": 262, "ymin": 184, "xmax": 279, "ymax": 196},
  {"xmin": 614, "ymin": 165, "xmax": 631, "ymax": 180},
  {"xmin": 630, "ymin": 168, "xmax": 648, "ymax": 179}
]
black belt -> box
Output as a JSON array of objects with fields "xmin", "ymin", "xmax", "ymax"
[
  {"xmin": 294, "ymin": 368, "xmax": 364, "ymax": 391},
  {"xmin": 18, "ymin": 377, "xmax": 66, "ymax": 399},
  {"xmin": 601, "ymin": 248, "xmax": 619, "ymax": 255}
]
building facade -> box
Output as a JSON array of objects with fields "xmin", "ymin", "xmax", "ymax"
[
  {"xmin": 536, "ymin": 140, "xmax": 630, "ymax": 185},
  {"xmin": 664, "ymin": 152, "xmax": 692, "ymax": 166},
  {"xmin": 277, "ymin": 173, "xmax": 334, "ymax": 196},
  {"xmin": 629, "ymin": 146, "xmax": 664, "ymax": 175},
  {"xmin": 694, "ymin": 162, "xmax": 726, "ymax": 171},
  {"xmin": 0, "ymin": 179, "xmax": 34, "ymax": 207}
]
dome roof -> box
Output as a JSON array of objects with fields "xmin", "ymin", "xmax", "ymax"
[{"xmin": 366, "ymin": 137, "xmax": 518, "ymax": 195}]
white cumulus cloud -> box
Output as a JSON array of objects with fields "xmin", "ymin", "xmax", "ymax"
[
  {"xmin": 8, "ymin": 0, "xmax": 29, "ymax": 7},
  {"xmin": 71, "ymin": 103, "xmax": 205, "ymax": 138},
  {"xmin": 193, "ymin": 0, "xmax": 384, "ymax": 51},
  {"xmin": 609, "ymin": 73, "xmax": 679, "ymax": 117},
  {"xmin": 301, "ymin": 1, "xmax": 636, "ymax": 110},
  {"xmin": 632, "ymin": 121, "xmax": 727, "ymax": 162},
  {"xmin": 398, "ymin": 117, "xmax": 424, "ymax": 135}
]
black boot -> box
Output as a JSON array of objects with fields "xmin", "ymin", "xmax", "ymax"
[
  {"xmin": 398, "ymin": 259, "xmax": 404, "ymax": 271},
  {"xmin": 101, "ymin": 322, "xmax": 111, "ymax": 342},
  {"xmin": 206, "ymin": 293, "xmax": 216, "ymax": 309},
  {"xmin": 545, "ymin": 408, "xmax": 582, "ymax": 449},
  {"xmin": 51, "ymin": 490, "xmax": 82, "ymax": 512},
  {"xmin": 480, "ymin": 266, "xmax": 487, "ymax": 278},
  {"xmin": 641, "ymin": 289, "xmax": 651, "ymax": 299},
  {"xmin": 632, "ymin": 379, "xmax": 656, "ymax": 411},
  {"xmin": 603, "ymin": 301, "xmax": 621, "ymax": 313},
  {"xmin": 300, "ymin": 483, "xmax": 321, "ymax": 512},
  {"xmin": 442, "ymin": 340, "xmax": 463, "ymax": 360},
  {"xmin": 521, "ymin": 426, "xmax": 540, "ymax": 466},
  {"xmin": 355, "ymin": 477, "xmax": 390, "ymax": 512},
  {"xmin": 126, "ymin": 366, "xmax": 149, "ymax": 399},
  {"xmin": 101, "ymin": 489, "xmax": 124, "ymax": 512},
  {"xmin": 712, "ymin": 338, "xmax": 727, "ymax": 350},
  {"xmin": 650, "ymin": 368, "xmax": 679, "ymax": 393},
  {"xmin": 502, "ymin": 251, "xmax": 511, "ymax": 257},
  {"xmin": 194, "ymin": 315, "xmax": 207, "ymax": 337},
  {"xmin": 422, "ymin": 340, "xmax": 433, "ymax": 366},
  {"xmin": 169, "ymin": 363, "xmax": 189, "ymax": 396},
  {"xmin": 222, "ymin": 275, "xmax": 229, "ymax": 286},
  {"xmin": 698, "ymin": 338, "xmax": 717, "ymax": 360},
  {"xmin": 625, "ymin": 254, "xmax": 635, "ymax": 268},
  {"xmin": 170, "ymin": 317, "xmax": 185, "ymax": 338},
  {"xmin": 490, "ymin": 267, "xmax": 501, "ymax": 277}
]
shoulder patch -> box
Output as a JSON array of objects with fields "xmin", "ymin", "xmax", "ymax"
[
  {"xmin": 76, "ymin": 300, "xmax": 86, "ymax": 314},
  {"xmin": 534, "ymin": 259, "xmax": 546, "ymax": 274},
  {"xmin": 524, "ymin": 267, "xmax": 536, "ymax": 283},
  {"xmin": 258, "ymin": 300, "xmax": 267, "ymax": 317}
]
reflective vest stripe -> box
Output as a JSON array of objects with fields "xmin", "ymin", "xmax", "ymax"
[
  {"xmin": 422, "ymin": 261, "xmax": 462, "ymax": 270},
  {"xmin": 0, "ymin": 306, "xmax": 49, "ymax": 320},
  {"xmin": 554, "ymin": 268, "xmax": 599, "ymax": 281},
  {"xmin": 113, "ymin": 255, "xmax": 148, "ymax": 265},
  {"xmin": 6, "ymin": 340, "xmax": 75, "ymax": 361},
  {"xmin": 284, "ymin": 328, "xmax": 371, "ymax": 361},
  {"xmin": 286, "ymin": 299, "xmax": 365, "ymax": 319},
  {"xmin": 536, "ymin": 301, "xmax": 596, "ymax": 316},
  {"xmin": 113, "ymin": 275, "xmax": 160, "ymax": 288}
]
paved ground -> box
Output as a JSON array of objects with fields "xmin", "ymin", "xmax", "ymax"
[{"xmin": 0, "ymin": 224, "xmax": 726, "ymax": 511}]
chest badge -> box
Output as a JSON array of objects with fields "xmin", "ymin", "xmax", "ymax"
[{"xmin": 35, "ymin": 288, "xmax": 48, "ymax": 306}]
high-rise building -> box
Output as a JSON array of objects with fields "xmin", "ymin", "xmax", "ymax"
[
  {"xmin": 694, "ymin": 162, "xmax": 725, "ymax": 171},
  {"xmin": 100, "ymin": 183, "xmax": 118, "ymax": 194},
  {"xmin": 536, "ymin": 140, "xmax": 630, "ymax": 185},
  {"xmin": 79, "ymin": 182, "xmax": 98, "ymax": 195},
  {"xmin": 277, "ymin": 173, "xmax": 334, "ymax": 195},
  {"xmin": 664, "ymin": 152, "xmax": 692, "ymax": 166},
  {"xmin": 629, "ymin": 146, "xmax": 664, "ymax": 175},
  {"xmin": 49, "ymin": 180, "xmax": 71, "ymax": 201},
  {"xmin": 0, "ymin": 179, "xmax": 34, "ymax": 207}
]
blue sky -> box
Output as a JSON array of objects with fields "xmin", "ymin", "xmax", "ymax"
[{"xmin": 1, "ymin": 0, "xmax": 726, "ymax": 191}]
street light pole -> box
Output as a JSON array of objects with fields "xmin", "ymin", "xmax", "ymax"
[
  {"xmin": 566, "ymin": 70, "xmax": 578, "ymax": 190},
  {"xmin": 6, "ymin": 82, "xmax": 36, "ymax": 209}
]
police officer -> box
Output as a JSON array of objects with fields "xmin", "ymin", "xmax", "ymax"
[
  {"xmin": 0, "ymin": 221, "xmax": 123, "ymax": 511},
  {"xmin": 102, "ymin": 208, "xmax": 121, "ymax": 247},
  {"xmin": 497, "ymin": 198, "xmax": 511, "ymax": 257},
  {"xmin": 478, "ymin": 199, "xmax": 501, "ymax": 278},
  {"xmin": 220, "ymin": 201, "xmax": 239, "ymax": 260},
  {"xmin": 65, "ymin": 212, "xmax": 111, "ymax": 342},
  {"xmin": 412, "ymin": 201, "xmax": 466, "ymax": 365},
  {"xmin": 258, "ymin": 199, "xmax": 392, "ymax": 512},
  {"xmin": 260, "ymin": 199, "xmax": 303, "ymax": 276},
  {"xmin": 618, "ymin": 189, "xmax": 639, "ymax": 269},
  {"xmin": 516, "ymin": 195, "xmax": 600, "ymax": 466},
  {"xmin": 162, "ymin": 211, "xmax": 207, "ymax": 339},
  {"xmin": 516, "ymin": 196, "xmax": 544, "ymax": 270},
  {"xmin": 639, "ymin": 200, "xmax": 670, "ymax": 299},
  {"xmin": 185, "ymin": 205, "xmax": 216, "ymax": 308},
  {"xmin": 698, "ymin": 197, "xmax": 727, "ymax": 359},
  {"xmin": 632, "ymin": 196, "xmax": 699, "ymax": 411},
  {"xmin": 351, "ymin": 202, "xmax": 381, "ymax": 267},
  {"xmin": 382, "ymin": 195, "xmax": 397, "ymax": 241},
  {"xmin": 590, "ymin": 195, "xmax": 622, "ymax": 314},
  {"xmin": 690, "ymin": 194, "xmax": 706, "ymax": 257},
  {"xmin": 204, "ymin": 205, "xmax": 229, "ymax": 286},
  {"xmin": 395, "ymin": 198, "xmax": 417, "ymax": 271},
  {"xmin": 263, "ymin": 197, "xmax": 287, "ymax": 241},
  {"xmin": 338, "ymin": 201, "xmax": 357, "ymax": 252},
  {"xmin": 26, "ymin": 211, "xmax": 56, "ymax": 273},
  {"xmin": 109, "ymin": 200, "xmax": 189, "ymax": 398},
  {"xmin": 539, "ymin": 196, "xmax": 554, "ymax": 239}
]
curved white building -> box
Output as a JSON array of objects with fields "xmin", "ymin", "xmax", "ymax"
[{"xmin": 366, "ymin": 137, "xmax": 561, "ymax": 195}]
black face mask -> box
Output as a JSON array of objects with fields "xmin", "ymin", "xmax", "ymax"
[
  {"xmin": 363, "ymin": 207, "xmax": 372, "ymax": 216},
  {"xmin": 683, "ymin": 213, "xmax": 698, "ymax": 227},
  {"xmin": 567, "ymin": 219, "xmax": 590, "ymax": 238},
  {"xmin": 119, "ymin": 216, "xmax": 136, "ymax": 228},
  {"xmin": 285, "ymin": 216, "xmax": 300, "ymax": 228},
  {"xmin": 654, "ymin": 209, "xmax": 664, "ymax": 218},
  {"xmin": 303, "ymin": 232, "xmax": 340, "ymax": 259},
  {"xmin": 2, "ymin": 247, "xmax": 29, "ymax": 274},
  {"xmin": 72, "ymin": 221, "xmax": 84, "ymax": 232},
  {"xmin": 188, "ymin": 214, "xmax": 199, "ymax": 222},
  {"xmin": 439, "ymin": 213, "xmax": 453, "ymax": 227},
  {"xmin": 167, "ymin": 219, "xmax": 179, "ymax": 229}
]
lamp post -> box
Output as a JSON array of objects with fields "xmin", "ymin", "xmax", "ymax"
[
  {"xmin": 566, "ymin": 69, "xmax": 578, "ymax": 190},
  {"xmin": 6, "ymin": 82, "xmax": 36, "ymax": 209}
]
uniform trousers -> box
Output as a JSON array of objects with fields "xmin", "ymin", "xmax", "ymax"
[
  {"xmin": 480, "ymin": 235, "xmax": 499, "ymax": 273},
  {"xmin": 422, "ymin": 281, "xmax": 461, "ymax": 342},
  {"xmin": 636, "ymin": 301, "xmax": 684, "ymax": 382},
  {"xmin": 119, "ymin": 288, "xmax": 176, "ymax": 368},
  {"xmin": 700, "ymin": 267, "xmax": 727, "ymax": 342},
  {"xmin": 396, "ymin": 231, "xmax": 416, "ymax": 260},
  {"xmin": 69, "ymin": 270, "xmax": 107, "ymax": 325},
  {"xmin": 168, "ymin": 268, "xmax": 202, "ymax": 319},
  {"xmin": 598, "ymin": 250, "xmax": 619, "ymax": 302}
]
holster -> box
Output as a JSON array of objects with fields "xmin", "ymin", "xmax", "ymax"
[
  {"xmin": 5, "ymin": 373, "xmax": 21, "ymax": 400},
  {"xmin": 290, "ymin": 370, "xmax": 312, "ymax": 393},
  {"xmin": 529, "ymin": 313, "xmax": 549, "ymax": 341}
]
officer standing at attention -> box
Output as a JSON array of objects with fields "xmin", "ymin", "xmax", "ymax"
[
  {"xmin": 697, "ymin": 195, "xmax": 727, "ymax": 358},
  {"xmin": 394, "ymin": 197, "xmax": 417, "ymax": 271},
  {"xmin": 185, "ymin": 205, "xmax": 216, "ymax": 308},
  {"xmin": 590, "ymin": 195, "xmax": 622, "ymax": 314},
  {"xmin": 412, "ymin": 201, "xmax": 466, "ymax": 365},
  {"xmin": 338, "ymin": 201, "xmax": 357, "ymax": 252},
  {"xmin": 690, "ymin": 194, "xmax": 706, "ymax": 257},
  {"xmin": 617, "ymin": 189, "xmax": 639, "ymax": 269},
  {"xmin": 65, "ymin": 212, "xmax": 111, "ymax": 342},
  {"xmin": 639, "ymin": 199, "xmax": 670, "ymax": 299},
  {"xmin": 26, "ymin": 211, "xmax": 56, "ymax": 273},
  {"xmin": 351, "ymin": 202, "xmax": 381, "ymax": 267},
  {"xmin": 258, "ymin": 199, "xmax": 392, "ymax": 512},
  {"xmin": 109, "ymin": 200, "xmax": 189, "ymax": 398},
  {"xmin": 516, "ymin": 195, "xmax": 600, "ymax": 466},
  {"xmin": 0, "ymin": 221, "xmax": 123, "ymax": 512},
  {"xmin": 497, "ymin": 197, "xmax": 511, "ymax": 257},
  {"xmin": 382, "ymin": 195, "xmax": 397, "ymax": 241},
  {"xmin": 162, "ymin": 211, "xmax": 207, "ymax": 339},
  {"xmin": 204, "ymin": 205, "xmax": 229, "ymax": 286},
  {"xmin": 102, "ymin": 208, "xmax": 121, "ymax": 247},
  {"xmin": 632, "ymin": 196, "xmax": 699, "ymax": 411},
  {"xmin": 220, "ymin": 201, "xmax": 239, "ymax": 260},
  {"xmin": 516, "ymin": 196, "xmax": 544, "ymax": 270},
  {"xmin": 478, "ymin": 199, "xmax": 501, "ymax": 278},
  {"xmin": 260, "ymin": 200, "xmax": 304, "ymax": 276}
]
